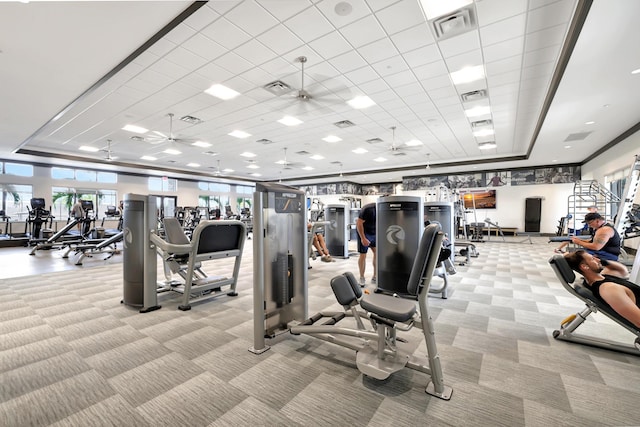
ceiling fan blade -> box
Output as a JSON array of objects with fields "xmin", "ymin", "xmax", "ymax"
[{"xmin": 152, "ymin": 131, "xmax": 167, "ymax": 138}]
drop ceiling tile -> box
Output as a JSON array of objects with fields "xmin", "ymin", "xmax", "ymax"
[
  {"xmin": 308, "ymin": 31, "xmax": 353, "ymax": 60},
  {"xmin": 412, "ymin": 60, "xmax": 449, "ymax": 81},
  {"xmin": 394, "ymin": 82, "xmax": 424, "ymax": 97},
  {"xmin": 371, "ymin": 55, "xmax": 409, "ymax": 77},
  {"xmin": 225, "ymin": 0, "xmax": 280, "ymax": 36},
  {"xmin": 339, "ymin": 15, "xmax": 386, "ymax": 48},
  {"xmin": 284, "ymin": 6, "xmax": 335, "ymax": 42},
  {"xmin": 328, "ymin": 50, "xmax": 368, "ymax": 74},
  {"xmin": 390, "ymin": 24, "xmax": 435, "ymax": 55},
  {"xmin": 476, "ymin": 0, "xmax": 527, "ymax": 26},
  {"xmin": 206, "ymin": 1, "xmax": 242, "ymax": 16},
  {"xmin": 315, "ymin": 0, "xmax": 373, "ymax": 28},
  {"xmin": 200, "ymin": 18, "xmax": 252, "ymax": 50},
  {"xmin": 483, "ymin": 36, "xmax": 524, "ymax": 63},
  {"xmin": 418, "ymin": 74, "xmax": 451, "ymax": 91},
  {"xmin": 132, "ymin": 50, "xmax": 161, "ymax": 69},
  {"xmin": 146, "ymin": 37, "xmax": 178, "ymax": 57},
  {"xmin": 522, "ymin": 44, "xmax": 560, "ymax": 67},
  {"xmin": 480, "ymin": 14, "xmax": 526, "ymax": 46},
  {"xmin": 196, "ymin": 62, "xmax": 235, "ymax": 84},
  {"xmin": 375, "ymin": 0, "xmax": 426, "ymax": 35},
  {"xmin": 165, "ymin": 23, "xmax": 197, "ymax": 46},
  {"xmin": 233, "ymin": 39, "xmax": 278, "ymax": 67},
  {"xmin": 181, "ymin": 34, "xmax": 227, "ymax": 62},
  {"xmin": 524, "ymin": 23, "xmax": 566, "ymax": 52},
  {"xmin": 438, "ymin": 31, "xmax": 481, "ymax": 59},
  {"xmin": 256, "ymin": 24, "xmax": 304, "ymax": 56},
  {"xmin": 307, "ymin": 61, "xmax": 341, "ymax": 80},
  {"xmin": 486, "ymin": 69, "xmax": 521, "ymax": 87},
  {"xmin": 255, "ymin": 0, "xmax": 312, "ymax": 21},
  {"xmin": 485, "ymin": 55, "xmax": 522, "ymax": 77},
  {"xmin": 402, "ymin": 44, "xmax": 442, "ymax": 69},
  {"xmin": 383, "ymin": 69, "xmax": 417, "ymax": 89},
  {"xmin": 444, "ymin": 49, "xmax": 484, "ymax": 72},
  {"xmin": 214, "ymin": 51, "xmax": 255, "ymax": 76},
  {"xmin": 357, "ymin": 37, "xmax": 399, "ymax": 64},
  {"xmin": 526, "ymin": 0, "xmax": 576, "ymax": 33},
  {"xmin": 163, "ymin": 46, "xmax": 209, "ymax": 70},
  {"xmin": 185, "ymin": 5, "xmax": 220, "ymax": 31},
  {"xmin": 342, "ymin": 65, "xmax": 379, "ymax": 86}
]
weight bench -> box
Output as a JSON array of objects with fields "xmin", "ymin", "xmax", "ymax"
[
  {"xmin": 548, "ymin": 254, "xmax": 640, "ymax": 355},
  {"xmin": 290, "ymin": 223, "xmax": 453, "ymax": 400},
  {"xmin": 159, "ymin": 217, "xmax": 246, "ymax": 311}
]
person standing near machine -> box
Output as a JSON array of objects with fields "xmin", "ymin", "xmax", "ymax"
[
  {"xmin": 356, "ymin": 202, "xmax": 376, "ymax": 287},
  {"xmin": 71, "ymin": 200, "xmax": 84, "ymax": 231}
]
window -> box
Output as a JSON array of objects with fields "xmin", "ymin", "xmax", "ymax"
[
  {"xmin": 51, "ymin": 167, "xmax": 117, "ymax": 183},
  {"xmin": 1, "ymin": 184, "xmax": 32, "ymax": 220},
  {"xmin": 75, "ymin": 170, "xmax": 97, "ymax": 182},
  {"xmin": 52, "ymin": 167, "xmax": 75, "ymax": 180},
  {"xmin": 4, "ymin": 163, "xmax": 33, "ymax": 177},
  {"xmin": 149, "ymin": 177, "xmax": 178, "ymax": 192},
  {"xmin": 97, "ymin": 171, "xmax": 117, "ymax": 183}
]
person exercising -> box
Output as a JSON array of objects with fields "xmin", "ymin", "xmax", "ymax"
[
  {"xmin": 564, "ymin": 250, "xmax": 640, "ymax": 328},
  {"xmin": 569, "ymin": 212, "xmax": 621, "ymax": 261}
]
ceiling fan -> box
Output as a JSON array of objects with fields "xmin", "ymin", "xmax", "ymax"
[
  {"xmin": 101, "ymin": 139, "xmax": 116, "ymax": 161},
  {"xmin": 384, "ymin": 126, "xmax": 420, "ymax": 156},
  {"xmin": 283, "ymin": 56, "xmax": 348, "ymax": 114},
  {"xmin": 277, "ymin": 147, "xmax": 304, "ymax": 170},
  {"xmin": 142, "ymin": 113, "xmax": 196, "ymax": 145}
]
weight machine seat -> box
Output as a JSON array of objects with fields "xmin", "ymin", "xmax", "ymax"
[
  {"xmin": 163, "ymin": 217, "xmax": 245, "ymax": 258},
  {"xmin": 549, "ymin": 255, "xmax": 640, "ymax": 341},
  {"xmin": 359, "ymin": 223, "xmax": 443, "ymax": 323}
]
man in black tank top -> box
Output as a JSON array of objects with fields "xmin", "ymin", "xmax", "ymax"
[
  {"xmin": 569, "ymin": 212, "xmax": 621, "ymax": 261},
  {"xmin": 565, "ymin": 250, "xmax": 640, "ymax": 328}
]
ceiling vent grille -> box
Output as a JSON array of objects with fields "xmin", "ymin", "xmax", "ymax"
[
  {"xmin": 431, "ymin": 4, "xmax": 477, "ymax": 41},
  {"xmin": 203, "ymin": 151, "xmax": 219, "ymax": 156},
  {"xmin": 130, "ymin": 136, "xmax": 145, "ymax": 141},
  {"xmin": 256, "ymin": 138, "xmax": 275, "ymax": 145},
  {"xmin": 334, "ymin": 120, "xmax": 355, "ymax": 128},
  {"xmin": 564, "ymin": 131, "xmax": 592, "ymax": 142},
  {"xmin": 330, "ymin": 161, "xmax": 343, "ymax": 165},
  {"xmin": 263, "ymin": 80, "xmax": 292, "ymax": 95},
  {"xmin": 461, "ymin": 89, "xmax": 487, "ymax": 102},
  {"xmin": 180, "ymin": 115, "xmax": 202, "ymax": 124},
  {"xmin": 391, "ymin": 151, "xmax": 407, "ymax": 156},
  {"xmin": 366, "ymin": 137, "xmax": 384, "ymax": 144},
  {"xmin": 471, "ymin": 119, "xmax": 493, "ymax": 129},
  {"xmin": 296, "ymin": 150, "xmax": 310, "ymax": 155}
]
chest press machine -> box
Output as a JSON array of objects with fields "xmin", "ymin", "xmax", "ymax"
[{"xmin": 548, "ymin": 254, "xmax": 640, "ymax": 356}]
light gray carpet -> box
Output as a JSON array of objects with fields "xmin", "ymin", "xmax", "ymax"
[{"xmin": 1, "ymin": 236, "xmax": 640, "ymax": 426}]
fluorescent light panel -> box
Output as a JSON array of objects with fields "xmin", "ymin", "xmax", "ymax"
[
  {"xmin": 122, "ymin": 124, "xmax": 148, "ymax": 134},
  {"xmin": 478, "ymin": 142, "xmax": 497, "ymax": 150},
  {"xmin": 187, "ymin": 163, "xmax": 200, "ymax": 167},
  {"xmin": 229, "ymin": 130, "xmax": 251, "ymax": 139},
  {"xmin": 465, "ymin": 105, "xmax": 491, "ymax": 117},
  {"xmin": 204, "ymin": 84, "xmax": 240, "ymax": 100},
  {"xmin": 373, "ymin": 157, "xmax": 387, "ymax": 162},
  {"xmin": 322, "ymin": 135, "xmax": 342, "ymax": 143},
  {"xmin": 79, "ymin": 146, "xmax": 100, "ymax": 152},
  {"xmin": 352, "ymin": 148, "xmax": 368, "ymax": 154},
  {"xmin": 163, "ymin": 149, "xmax": 181, "ymax": 155},
  {"xmin": 310, "ymin": 154, "xmax": 324, "ymax": 160},
  {"xmin": 473, "ymin": 128, "xmax": 494, "ymax": 137},
  {"xmin": 141, "ymin": 155, "xmax": 157, "ymax": 161},
  {"xmin": 192, "ymin": 141, "xmax": 211, "ymax": 148},
  {"xmin": 405, "ymin": 139, "xmax": 423, "ymax": 147},
  {"xmin": 347, "ymin": 95, "xmax": 376, "ymax": 109},
  {"xmin": 450, "ymin": 65, "xmax": 485, "ymax": 85},
  {"xmin": 240, "ymin": 152, "xmax": 256, "ymax": 158},
  {"xmin": 278, "ymin": 116, "xmax": 303, "ymax": 126},
  {"xmin": 247, "ymin": 164, "xmax": 259, "ymax": 169}
]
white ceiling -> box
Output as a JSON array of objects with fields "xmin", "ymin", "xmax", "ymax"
[{"xmin": 1, "ymin": 0, "xmax": 639, "ymax": 185}]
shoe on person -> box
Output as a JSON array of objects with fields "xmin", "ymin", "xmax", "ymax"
[
  {"xmin": 321, "ymin": 255, "xmax": 331, "ymax": 262},
  {"xmin": 554, "ymin": 248, "xmax": 565, "ymax": 254},
  {"xmin": 371, "ymin": 276, "xmax": 377, "ymax": 285},
  {"xmin": 359, "ymin": 277, "xmax": 366, "ymax": 287}
]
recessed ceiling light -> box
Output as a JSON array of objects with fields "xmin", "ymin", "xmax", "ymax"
[
  {"xmin": 631, "ymin": 68, "xmax": 640, "ymax": 74},
  {"xmin": 564, "ymin": 145, "xmax": 572, "ymax": 149},
  {"xmin": 251, "ymin": 173, "xmax": 261, "ymax": 177},
  {"xmin": 192, "ymin": 141, "xmax": 211, "ymax": 148},
  {"xmin": 163, "ymin": 149, "xmax": 181, "ymax": 155},
  {"xmin": 373, "ymin": 157, "xmax": 387, "ymax": 162},
  {"xmin": 79, "ymin": 146, "xmax": 100, "ymax": 152},
  {"xmin": 240, "ymin": 152, "xmax": 256, "ymax": 159},
  {"xmin": 141, "ymin": 155, "xmax": 157, "ymax": 161},
  {"xmin": 347, "ymin": 95, "xmax": 376, "ymax": 109},
  {"xmin": 585, "ymin": 121, "xmax": 595, "ymax": 125},
  {"xmin": 122, "ymin": 124, "xmax": 148, "ymax": 134},
  {"xmin": 310, "ymin": 154, "xmax": 325, "ymax": 160},
  {"xmin": 229, "ymin": 130, "xmax": 251, "ymax": 139},
  {"xmin": 352, "ymin": 147, "xmax": 368, "ymax": 154},
  {"xmin": 464, "ymin": 105, "xmax": 491, "ymax": 117},
  {"xmin": 187, "ymin": 163, "xmax": 200, "ymax": 167},
  {"xmin": 278, "ymin": 116, "xmax": 303, "ymax": 126},
  {"xmin": 223, "ymin": 168, "xmax": 234, "ymax": 173},
  {"xmin": 405, "ymin": 139, "xmax": 423, "ymax": 147},
  {"xmin": 419, "ymin": 0, "xmax": 473, "ymax": 20},
  {"xmin": 322, "ymin": 135, "xmax": 342, "ymax": 143},
  {"xmin": 473, "ymin": 128, "xmax": 495, "ymax": 137},
  {"xmin": 552, "ymin": 159, "xmax": 558, "ymax": 162},
  {"xmin": 302, "ymin": 166, "xmax": 314, "ymax": 171},
  {"xmin": 450, "ymin": 65, "xmax": 485, "ymax": 85},
  {"xmin": 478, "ymin": 141, "xmax": 496, "ymax": 150},
  {"xmin": 247, "ymin": 164, "xmax": 259, "ymax": 169},
  {"xmin": 204, "ymin": 83, "xmax": 240, "ymax": 100}
]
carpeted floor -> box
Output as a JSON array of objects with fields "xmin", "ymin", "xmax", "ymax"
[{"xmin": 1, "ymin": 236, "xmax": 639, "ymax": 426}]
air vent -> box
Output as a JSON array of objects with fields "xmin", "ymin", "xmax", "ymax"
[
  {"xmin": 330, "ymin": 161, "xmax": 343, "ymax": 165},
  {"xmin": 203, "ymin": 151, "xmax": 219, "ymax": 156},
  {"xmin": 263, "ymin": 80, "xmax": 292, "ymax": 95},
  {"xmin": 180, "ymin": 115, "xmax": 202, "ymax": 124},
  {"xmin": 391, "ymin": 152, "xmax": 407, "ymax": 156},
  {"xmin": 256, "ymin": 138, "xmax": 275, "ymax": 145},
  {"xmin": 461, "ymin": 89, "xmax": 487, "ymax": 102},
  {"xmin": 167, "ymin": 160, "xmax": 177, "ymax": 163},
  {"xmin": 366, "ymin": 138, "xmax": 383, "ymax": 144},
  {"xmin": 296, "ymin": 150, "xmax": 310, "ymax": 155},
  {"xmin": 334, "ymin": 120, "xmax": 355, "ymax": 128},
  {"xmin": 431, "ymin": 4, "xmax": 477, "ymax": 41},
  {"xmin": 564, "ymin": 131, "xmax": 592, "ymax": 142},
  {"xmin": 130, "ymin": 136, "xmax": 145, "ymax": 142},
  {"xmin": 471, "ymin": 120, "xmax": 493, "ymax": 129}
]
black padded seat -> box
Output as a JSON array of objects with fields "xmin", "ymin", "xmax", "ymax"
[{"xmin": 360, "ymin": 293, "xmax": 417, "ymax": 323}]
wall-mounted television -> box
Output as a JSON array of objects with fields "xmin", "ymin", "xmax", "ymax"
[{"xmin": 463, "ymin": 190, "xmax": 496, "ymax": 209}]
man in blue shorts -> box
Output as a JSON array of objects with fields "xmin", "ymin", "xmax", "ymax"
[{"xmin": 356, "ymin": 202, "xmax": 376, "ymax": 287}]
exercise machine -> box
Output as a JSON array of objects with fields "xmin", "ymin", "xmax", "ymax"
[
  {"xmin": 549, "ymin": 255, "xmax": 640, "ymax": 355},
  {"xmin": 324, "ymin": 204, "xmax": 349, "ymax": 259},
  {"xmin": 27, "ymin": 198, "xmax": 53, "ymax": 243},
  {"xmin": 61, "ymin": 231, "xmax": 123, "ymax": 265}
]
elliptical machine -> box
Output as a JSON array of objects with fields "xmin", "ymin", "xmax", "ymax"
[{"xmin": 27, "ymin": 198, "xmax": 53, "ymax": 243}]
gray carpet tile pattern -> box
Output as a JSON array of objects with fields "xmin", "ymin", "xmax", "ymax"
[{"xmin": 1, "ymin": 236, "xmax": 640, "ymax": 426}]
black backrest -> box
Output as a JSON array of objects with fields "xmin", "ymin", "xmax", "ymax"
[
  {"xmin": 342, "ymin": 272, "xmax": 363, "ymax": 299},
  {"xmin": 197, "ymin": 222, "xmax": 243, "ymax": 253},
  {"xmin": 406, "ymin": 223, "xmax": 443, "ymax": 296},
  {"xmin": 163, "ymin": 217, "xmax": 190, "ymax": 245},
  {"xmin": 549, "ymin": 255, "xmax": 576, "ymax": 284},
  {"xmin": 331, "ymin": 275, "xmax": 357, "ymax": 306}
]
